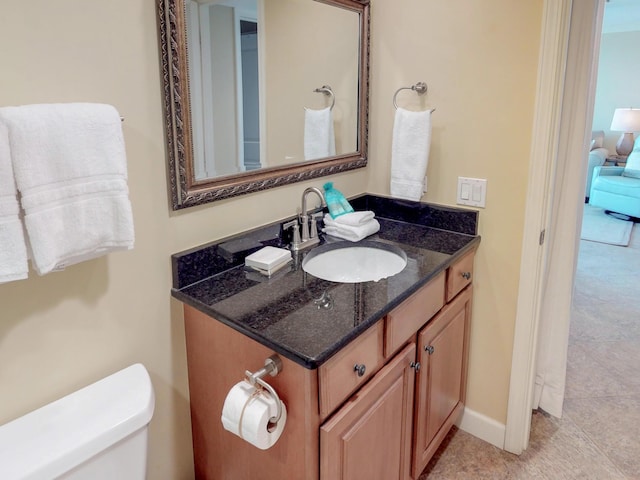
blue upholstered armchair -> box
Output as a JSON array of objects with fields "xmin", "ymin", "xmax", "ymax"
[{"xmin": 589, "ymin": 136, "xmax": 640, "ymax": 218}]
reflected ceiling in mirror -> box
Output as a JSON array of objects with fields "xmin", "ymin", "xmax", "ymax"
[{"xmin": 158, "ymin": 0, "xmax": 370, "ymax": 209}]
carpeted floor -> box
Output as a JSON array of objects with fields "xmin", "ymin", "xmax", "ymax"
[{"xmin": 419, "ymin": 223, "xmax": 640, "ymax": 479}]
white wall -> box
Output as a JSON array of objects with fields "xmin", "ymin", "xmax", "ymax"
[
  {"xmin": 593, "ymin": 30, "xmax": 640, "ymax": 151},
  {"xmin": 0, "ymin": 0, "xmax": 542, "ymax": 477}
]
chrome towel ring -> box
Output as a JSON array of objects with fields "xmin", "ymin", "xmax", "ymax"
[
  {"xmin": 393, "ymin": 82, "xmax": 435, "ymax": 112},
  {"xmin": 314, "ymin": 85, "xmax": 335, "ymax": 110}
]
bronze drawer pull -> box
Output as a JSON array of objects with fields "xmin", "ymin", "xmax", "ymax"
[
  {"xmin": 461, "ymin": 271, "xmax": 471, "ymax": 280},
  {"xmin": 354, "ymin": 364, "xmax": 366, "ymax": 377}
]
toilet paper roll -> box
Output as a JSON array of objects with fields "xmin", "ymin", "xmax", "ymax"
[{"xmin": 221, "ymin": 380, "xmax": 287, "ymax": 450}]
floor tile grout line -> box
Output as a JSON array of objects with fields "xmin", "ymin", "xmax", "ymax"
[
  {"xmin": 562, "ymin": 406, "xmax": 631, "ymax": 479},
  {"xmin": 562, "ymin": 409, "xmax": 630, "ymax": 479}
]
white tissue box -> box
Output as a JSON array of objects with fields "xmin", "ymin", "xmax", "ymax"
[{"xmin": 245, "ymin": 246, "xmax": 292, "ymax": 275}]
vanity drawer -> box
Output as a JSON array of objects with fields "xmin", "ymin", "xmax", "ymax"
[
  {"xmin": 385, "ymin": 271, "xmax": 445, "ymax": 358},
  {"xmin": 318, "ymin": 321, "xmax": 384, "ymax": 419},
  {"xmin": 446, "ymin": 250, "xmax": 475, "ymax": 301}
]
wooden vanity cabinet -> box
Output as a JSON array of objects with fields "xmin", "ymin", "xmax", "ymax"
[{"xmin": 182, "ymin": 249, "xmax": 475, "ymax": 480}]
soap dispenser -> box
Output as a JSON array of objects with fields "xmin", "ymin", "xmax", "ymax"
[{"xmin": 323, "ymin": 182, "xmax": 354, "ymax": 219}]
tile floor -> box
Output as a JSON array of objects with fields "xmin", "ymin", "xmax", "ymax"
[{"xmin": 419, "ymin": 221, "xmax": 640, "ymax": 479}]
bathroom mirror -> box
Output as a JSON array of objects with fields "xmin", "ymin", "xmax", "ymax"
[{"xmin": 157, "ymin": 0, "xmax": 370, "ymax": 209}]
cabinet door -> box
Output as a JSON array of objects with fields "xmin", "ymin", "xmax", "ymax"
[
  {"xmin": 321, "ymin": 343, "xmax": 417, "ymax": 480},
  {"xmin": 412, "ymin": 285, "xmax": 472, "ymax": 477}
]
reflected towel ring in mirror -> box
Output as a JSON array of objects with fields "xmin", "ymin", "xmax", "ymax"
[{"xmin": 314, "ymin": 85, "xmax": 336, "ymax": 110}]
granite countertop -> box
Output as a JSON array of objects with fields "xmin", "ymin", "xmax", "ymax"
[{"xmin": 171, "ymin": 194, "xmax": 480, "ymax": 369}]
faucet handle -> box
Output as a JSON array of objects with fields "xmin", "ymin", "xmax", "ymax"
[
  {"xmin": 283, "ymin": 219, "xmax": 297, "ymax": 230},
  {"xmin": 310, "ymin": 212, "xmax": 324, "ymax": 240},
  {"xmin": 283, "ymin": 220, "xmax": 301, "ymax": 247},
  {"xmin": 309, "ymin": 215, "xmax": 318, "ymax": 240}
]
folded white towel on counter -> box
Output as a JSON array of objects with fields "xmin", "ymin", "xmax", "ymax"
[
  {"xmin": 322, "ymin": 213, "xmax": 380, "ymax": 242},
  {"xmin": 390, "ymin": 107, "xmax": 432, "ymax": 201},
  {"xmin": 325, "ymin": 211, "xmax": 375, "ymax": 227},
  {"xmin": 304, "ymin": 107, "xmax": 336, "ymax": 161},
  {"xmin": 0, "ymin": 122, "xmax": 29, "ymax": 283},
  {"xmin": 0, "ymin": 103, "xmax": 134, "ymax": 275}
]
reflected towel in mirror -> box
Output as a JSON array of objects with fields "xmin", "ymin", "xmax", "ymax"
[{"xmin": 304, "ymin": 107, "xmax": 336, "ymax": 161}]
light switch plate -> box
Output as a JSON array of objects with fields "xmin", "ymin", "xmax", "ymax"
[{"xmin": 457, "ymin": 177, "xmax": 487, "ymax": 207}]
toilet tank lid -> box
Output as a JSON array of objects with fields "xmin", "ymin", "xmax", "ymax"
[{"xmin": 0, "ymin": 363, "xmax": 155, "ymax": 480}]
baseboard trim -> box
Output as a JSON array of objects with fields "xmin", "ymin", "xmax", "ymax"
[{"xmin": 456, "ymin": 407, "xmax": 506, "ymax": 450}]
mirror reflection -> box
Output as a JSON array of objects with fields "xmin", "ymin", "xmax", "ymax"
[
  {"xmin": 158, "ymin": 0, "xmax": 369, "ymax": 209},
  {"xmin": 186, "ymin": 0, "xmax": 360, "ymax": 179},
  {"xmin": 186, "ymin": 0, "xmax": 262, "ymax": 179}
]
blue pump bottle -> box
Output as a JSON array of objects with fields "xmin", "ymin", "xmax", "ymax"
[{"xmin": 323, "ymin": 182, "xmax": 354, "ymax": 219}]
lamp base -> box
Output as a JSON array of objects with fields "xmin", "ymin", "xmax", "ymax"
[{"xmin": 616, "ymin": 132, "xmax": 635, "ymax": 156}]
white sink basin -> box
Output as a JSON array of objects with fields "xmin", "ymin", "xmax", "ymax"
[{"xmin": 302, "ymin": 241, "xmax": 407, "ymax": 283}]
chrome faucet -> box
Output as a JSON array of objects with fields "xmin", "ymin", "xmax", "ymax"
[
  {"xmin": 285, "ymin": 187, "xmax": 325, "ymax": 251},
  {"xmin": 300, "ymin": 187, "xmax": 324, "ymax": 241}
]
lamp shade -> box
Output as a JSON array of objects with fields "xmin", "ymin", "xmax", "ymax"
[{"xmin": 610, "ymin": 108, "xmax": 640, "ymax": 132}]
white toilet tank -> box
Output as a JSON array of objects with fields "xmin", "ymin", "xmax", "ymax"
[{"xmin": 0, "ymin": 363, "xmax": 155, "ymax": 480}]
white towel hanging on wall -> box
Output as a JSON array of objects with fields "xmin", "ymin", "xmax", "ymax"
[
  {"xmin": 390, "ymin": 107, "xmax": 432, "ymax": 201},
  {"xmin": 0, "ymin": 122, "xmax": 28, "ymax": 283},
  {"xmin": 0, "ymin": 103, "xmax": 134, "ymax": 276}
]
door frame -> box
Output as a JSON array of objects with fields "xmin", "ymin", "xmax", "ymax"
[{"xmin": 504, "ymin": 0, "xmax": 604, "ymax": 453}]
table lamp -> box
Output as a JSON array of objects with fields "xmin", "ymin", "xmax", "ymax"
[{"xmin": 610, "ymin": 107, "xmax": 640, "ymax": 156}]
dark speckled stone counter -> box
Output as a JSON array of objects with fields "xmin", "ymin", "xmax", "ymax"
[{"xmin": 171, "ymin": 194, "xmax": 480, "ymax": 369}]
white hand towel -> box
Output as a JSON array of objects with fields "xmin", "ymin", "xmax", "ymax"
[
  {"xmin": 324, "ymin": 211, "xmax": 375, "ymax": 227},
  {"xmin": 304, "ymin": 107, "xmax": 336, "ymax": 161},
  {"xmin": 390, "ymin": 107, "xmax": 432, "ymax": 201},
  {"xmin": 0, "ymin": 103, "xmax": 134, "ymax": 275},
  {"xmin": 0, "ymin": 122, "xmax": 29, "ymax": 283},
  {"xmin": 322, "ymin": 215, "xmax": 380, "ymax": 242}
]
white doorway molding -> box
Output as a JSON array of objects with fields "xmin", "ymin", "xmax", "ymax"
[{"xmin": 504, "ymin": 0, "xmax": 604, "ymax": 454}]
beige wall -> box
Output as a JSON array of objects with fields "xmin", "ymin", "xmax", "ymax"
[
  {"xmin": 367, "ymin": 0, "xmax": 542, "ymax": 422},
  {"xmin": 592, "ymin": 30, "xmax": 640, "ymax": 152},
  {"xmin": 0, "ymin": 0, "xmax": 541, "ymax": 477}
]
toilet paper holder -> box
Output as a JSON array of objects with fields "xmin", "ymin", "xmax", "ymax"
[{"xmin": 245, "ymin": 355, "xmax": 284, "ymax": 425}]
